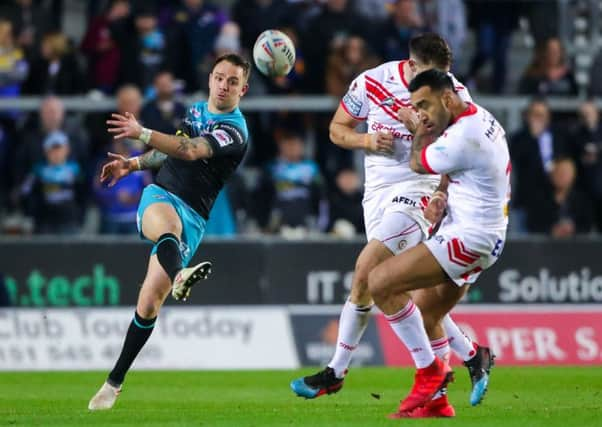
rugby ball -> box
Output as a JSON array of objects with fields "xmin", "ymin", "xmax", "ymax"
[{"xmin": 253, "ymin": 30, "xmax": 296, "ymax": 77}]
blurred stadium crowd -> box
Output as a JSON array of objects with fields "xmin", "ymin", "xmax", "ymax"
[{"xmin": 1, "ymin": 0, "xmax": 602, "ymax": 239}]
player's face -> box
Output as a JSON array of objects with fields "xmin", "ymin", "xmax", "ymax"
[
  {"xmin": 410, "ymin": 86, "xmax": 452, "ymax": 135},
  {"xmin": 208, "ymin": 60, "xmax": 249, "ymax": 112}
]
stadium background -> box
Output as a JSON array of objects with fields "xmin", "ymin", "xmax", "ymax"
[{"xmin": 0, "ymin": 0, "xmax": 601, "ymax": 389}]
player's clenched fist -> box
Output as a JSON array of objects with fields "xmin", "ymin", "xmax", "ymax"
[
  {"xmin": 424, "ymin": 191, "xmax": 447, "ymax": 224},
  {"xmin": 364, "ymin": 131, "xmax": 394, "ymax": 155}
]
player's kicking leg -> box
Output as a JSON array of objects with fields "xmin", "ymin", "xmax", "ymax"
[{"xmin": 88, "ymin": 203, "xmax": 208, "ymax": 410}]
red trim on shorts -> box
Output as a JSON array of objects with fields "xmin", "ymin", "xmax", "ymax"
[
  {"xmin": 451, "ymin": 102, "xmax": 477, "ymax": 124},
  {"xmin": 421, "ymin": 147, "xmax": 437, "ymax": 174},
  {"xmin": 381, "ymin": 223, "xmax": 420, "ymax": 243},
  {"xmin": 460, "ymin": 266, "xmax": 483, "ymax": 282}
]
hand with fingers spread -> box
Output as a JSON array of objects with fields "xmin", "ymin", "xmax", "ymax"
[
  {"xmin": 364, "ymin": 131, "xmax": 394, "ymax": 155},
  {"xmin": 107, "ymin": 111, "xmax": 143, "ymax": 140},
  {"xmin": 397, "ymin": 106, "xmax": 420, "ymax": 134},
  {"xmin": 100, "ymin": 152, "xmax": 137, "ymax": 187}
]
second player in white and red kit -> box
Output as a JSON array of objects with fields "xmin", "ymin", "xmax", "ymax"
[
  {"xmin": 340, "ymin": 58, "xmax": 470, "ymax": 241},
  {"xmin": 290, "ymin": 34, "xmax": 496, "ymax": 417}
]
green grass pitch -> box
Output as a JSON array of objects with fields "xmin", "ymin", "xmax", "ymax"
[{"xmin": 2, "ymin": 367, "xmax": 601, "ymax": 426}]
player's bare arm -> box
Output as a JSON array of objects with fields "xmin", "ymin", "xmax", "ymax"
[
  {"xmin": 138, "ymin": 149, "xmax": 168, "ymax": 169},
  {"xmin": 329, "ymin": 105, "xmax": 394, "ymax": 155},
  {"xmin": 409, "ymin": 126, "xmax": 436, "ymax": 174},
  {"xmin": 99, "ymin": 148, "xmax": 167, "ymax": 187},
  {"xmin": 107, "ymin": 112, "xmax": 214, "ymax": 161}
]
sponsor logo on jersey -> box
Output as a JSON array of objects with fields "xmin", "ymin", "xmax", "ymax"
[
  {"xmin": 379, "ymin": 97, "xmax": 396, "ymax": 107},
  {"xmin": 370, "ymin": 122, "xmax": 412, "ymax": 140},
  {"xmin": 219, "ymin": 123, "xmax": 244, "ymax": 144},
  {"xmin": 212, "ymin": 129, "xmax": 234, "ymax": 147},
  {"xmin": 189, "ymin": 105, "xmax": 201, "ymax": 118},
  {"xmin": 342, "ymin": 93, "xmax": 363, "ymax": 117}
]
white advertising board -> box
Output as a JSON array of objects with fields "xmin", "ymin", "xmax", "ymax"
[{"xmin": 0, "ymin": 307, "xmax": 299, "ymax": 370}]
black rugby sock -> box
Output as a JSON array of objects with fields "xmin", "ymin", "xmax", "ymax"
[
  {"xmin": 155, "ymin": 233, "xmax": 182, "ymax": 282},
  {"xmin": 108, "ymin": 312, "xmax": 156, "ymax": 386}
]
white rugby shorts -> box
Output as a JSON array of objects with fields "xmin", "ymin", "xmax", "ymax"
[
  {"xmin": 363, "ymin": 180, "xmax": 437, "ymax": 243},
  {"xmin": 424, "ymin": 220, "xmax": 506, "ymax": 286}
]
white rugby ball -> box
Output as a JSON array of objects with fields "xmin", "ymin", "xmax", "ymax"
[{"xmin": 253, "ymin": 29, "xmax": 296, "ymax": 77}]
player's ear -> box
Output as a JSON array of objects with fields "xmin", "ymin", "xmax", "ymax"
[
  {"xmin": 240, "ymin": 83, "xmax": 249, "ymax": 98},
  {"xmin": 441, "ymin": 89, "xmax": 454, "ymax": 111},
  {"xmin": 408, "ymin": 58, "xmax": 417, "ymax": 74}
]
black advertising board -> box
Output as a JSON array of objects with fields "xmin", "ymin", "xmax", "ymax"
[
  {"xmin": 0, "ymin": 239, "xmax": 263, "ymax": 307},
  {"xmin": 1, "ymin": 238, "xmax": 602, "ymax": 306}
]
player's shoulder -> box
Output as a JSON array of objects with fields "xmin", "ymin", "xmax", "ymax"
[
  {"xmin": 450, "ymin": 103, "xmax": 502, "ymax": 137},
  {"xmin": 356, "ymin": 60, "xmax": 403, "ymax": 81},
  {"xmin": 187, "ymin": 101, "xmax": 206, "ymax": 119},
  {"xmin": 445, "ymin": 102, "xmax": 480, "ymax": 136}
]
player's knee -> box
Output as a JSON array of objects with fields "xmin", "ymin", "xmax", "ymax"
[
  {"xmin": 351, "ymin": 259, "xmax": 372, "ymax": 299},
  {"xmin": 137, "ymin": 300, "xmax": 161, "ymax": 318},
  {"xmin": 145, "ymin": 221, "xmax": 182, "ymax": 242},
  {"xmin": 367, "ymin": 266, "xmax": 390, "ymax": 304}
]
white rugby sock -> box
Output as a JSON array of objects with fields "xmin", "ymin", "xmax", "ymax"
[
  {"xmin": 444, "ymin": 314, "xmax": 477, "ymax": 361},
  {"xmin": 384, "ymin": 301, "xmax": 435, "ymax": 369},
  {"xmin": 431, "ymin": 337, "xmax": 451, "ymax": 400},
  {"xmin": 328, "ymin": 300, "xmax": 372, "ymax": 378}
]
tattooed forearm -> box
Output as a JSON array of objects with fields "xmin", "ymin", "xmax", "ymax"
[
  {"xmin": 435, "ymin": 174, "xmax": 449, "ymax": 194},
  {"xmin": 175, "ymin": 137, "xmax": 213, "ymax": 158},
  {"xmin": 409, "ymin": 129, "xmax": 435, "ymax": 174},
  {"xmin": 138, "ymin": 149, "xmax": 168, "ymax": 169}
]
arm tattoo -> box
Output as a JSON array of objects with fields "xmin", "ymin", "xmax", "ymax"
[
  {"xmin": 139, "ymin": 149, "xmax": 168, "ymax": 169},
  {"xmin": 176, "ymin": 136, "xmax": 213, "ymax": 158},
  {"xmin": 436, "ymin": 175, "xmax": 450, "ymax": 194},
  {"xmin": 410, "ymin": 131, "xmax": 432, "ymax": 174}
]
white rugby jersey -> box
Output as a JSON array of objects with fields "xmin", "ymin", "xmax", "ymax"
[
  {"xmin": 340, "ymin": 60, "xmax": 471, "ymax": 191},
  {"xmin": 421, "ymin": 103, "xmax": 511, "ymax": 231}
]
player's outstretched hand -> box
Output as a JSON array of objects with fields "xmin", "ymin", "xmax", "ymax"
[
  {"xmin": 424, "ymin": 191, "xmax": 447, "ymax": 224},
  {"xmin": 107, "ymin": 112, "xmax": 143, "ymax": 140},
  {"xmin": 397, "ymin": 106, "xmax": 419, "ymax": 134},
  {"xmin": 100, "ymin": 152, "xmax": 133, "ymax": 187},
  {"xmin": 365, "ymin": 131, "xmax": 394, "ymax": 155}
]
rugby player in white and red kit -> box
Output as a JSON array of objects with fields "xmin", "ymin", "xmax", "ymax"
[
  {"xmin": 291, "ymin": 34, "xmax": 494, "ymax": 415},
  {"xmin": 368, "ymin": 68, "xmax": 511, "ymax": 418}
]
